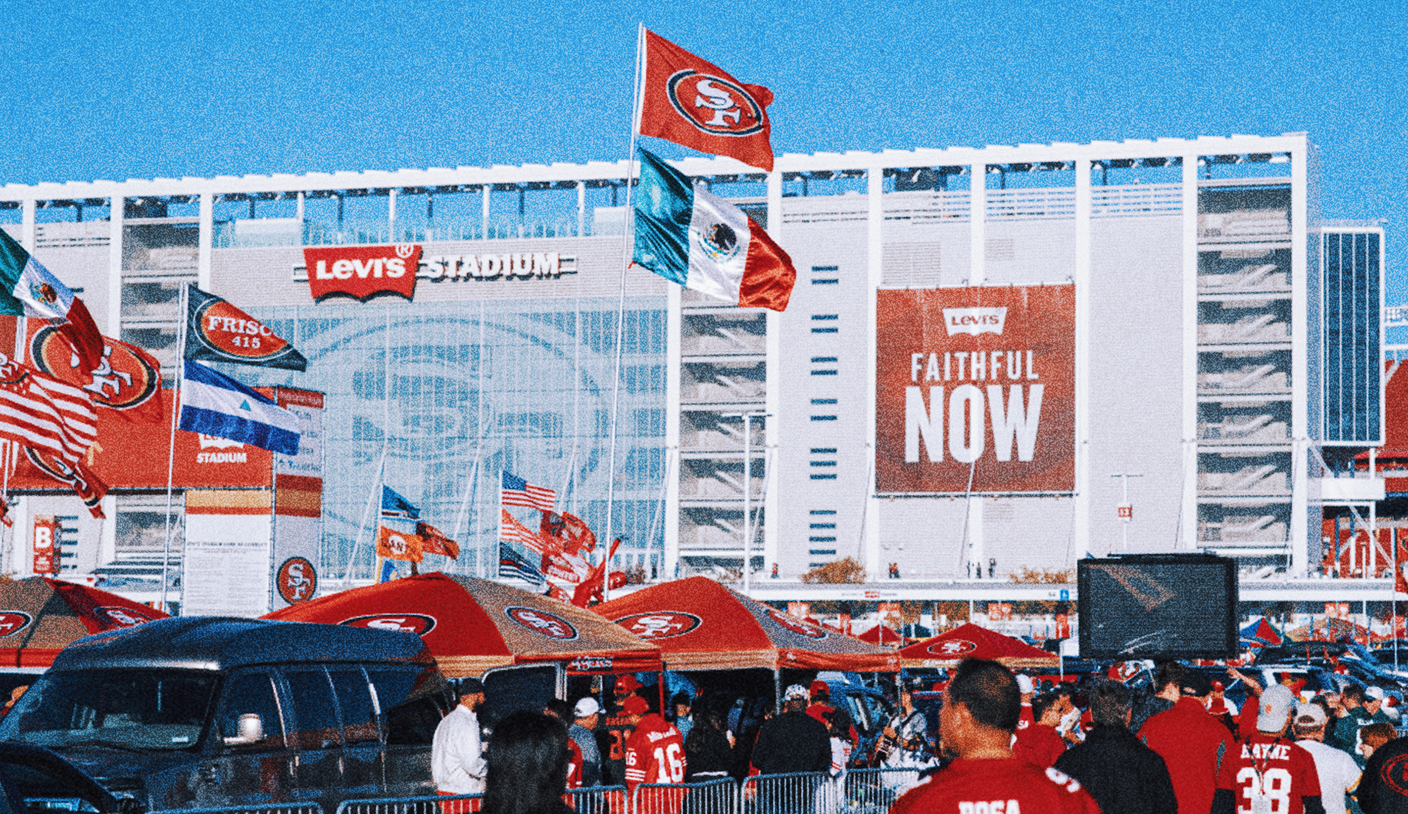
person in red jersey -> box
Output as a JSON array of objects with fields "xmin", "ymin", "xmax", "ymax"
[
  {"xmin": 1012, "ymin": 693, "xmax": 1066, "ymax": 768},
  {"xmin": 1213, "ymin": 684, "xmax": 1325, "ymax": 814},
  {"xmin": 621, "ymin": 695, "xmax": 687, "ymax": 814},
  {"xmin": 1140, "ymin": 669, "xmax": 1235, "ymax": 814},
  {"xmin": 1014, "ymin": 673, "xmax": 1036, "ymax": 731},
  {"xmin": 889, "ymin": 658, "xmax": 1100, "ymax": 814}
]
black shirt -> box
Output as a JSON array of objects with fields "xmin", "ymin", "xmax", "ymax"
[
  {"xmin": 1054, "ymin": 723, "xmax": 1178, "ymax": 814},
  {"xmin": 750, "ymin": 710, "xmax": 831, "ymax": 775},
  {"xmin": 1360, "ymin": 735, "xmax": 1408, "ymax": 814}
]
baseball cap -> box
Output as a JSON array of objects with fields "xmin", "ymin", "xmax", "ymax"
[
  {"xmin": 621, "ymin": 695, "xmax": 650, "ymax": 716},
  {"xmin": 615, "ymin": 675, "xmax": 641, "ymax": 694},
  {"xmin": 1295, "ymin": 703, "xmax": 1327, "ymax": 728},
  {"xmin": 573, "ymin": 697, "xmax": 601, "ymax": 718},
  {"xmin": 784, "ymin": 684, "xmax": 809, "ymax": 702},
  {"xmin": 1366, "ymin": 686, "xmax": 1386, "ymax": 702},
  {"xmin": 1212, "ymin": 680, "xmax": 1226, "ymax": 692},
  {"xmin": 459, "ymin": 678, "xmax": 486, "ymax": 696},
  {"xmin": 1015, "ymin": 674, "xmax": 1034, "ymax": 695},
  {"xmin": 1257, "ymin": 685, "xmax": 1296, "ymax": 732},
  {"xmin": 809, "ymin": 679, "xmax": 829, "ymax": 696}
]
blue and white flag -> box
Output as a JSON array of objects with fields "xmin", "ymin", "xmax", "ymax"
[{"xmin": 178, "ymin": 360, "xmax": 301, "ymax": 455}]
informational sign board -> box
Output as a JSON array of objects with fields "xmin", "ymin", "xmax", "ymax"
[
  {"xmin": 31, "ymin": 515, "xmax": 57, "ymax": 575},
  {"xmin": 876, "ymin": 285, "xmax": 1075, "ymax": 493},
  {"xmin": 270, "ymin": 388, "xmax": 324, "ymax": 609}
]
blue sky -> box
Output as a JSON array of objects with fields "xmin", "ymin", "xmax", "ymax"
[{"xmin": 3, "ymin": 0, "xmax": 1403, "ymax": 302}]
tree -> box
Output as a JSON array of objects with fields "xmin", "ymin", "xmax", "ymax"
[{"xmin": 801, "ymin": 557, "xmax": 866, "ymax": 584}]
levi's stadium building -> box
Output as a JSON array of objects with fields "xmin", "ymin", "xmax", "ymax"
[{"xmin": 0, "ymin": 131, "xmax": 1391, "ymax": 619}]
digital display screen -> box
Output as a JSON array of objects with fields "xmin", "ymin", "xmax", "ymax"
[{"xmin": 1078, "ymin": 556, "xmax": 1238, "ymax": 660}]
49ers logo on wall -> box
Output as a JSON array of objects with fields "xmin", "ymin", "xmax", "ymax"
[
  {"xmin": 614, "ymin": 611, "xmax": 702, "ymax": 639},
  {"xmin": 275, "ymin": 557, "xmax": 318, "ymax": 604},
  {"xmin": 765, "ymin": 608, "xmax": 827, "ymax": 639},
  {"xmin": 94, "ymin": 606, "xmax": 158, "ymax": 628},
  {"xmin": 304, "ymin": 244, "xmax": 423, "ymax": 302},
  {"xmin": 505, "ymin": 606, "xmax": 579, "ymax": 641}
]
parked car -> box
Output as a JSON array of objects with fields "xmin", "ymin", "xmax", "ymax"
[
  {"xmin": 0, "ymin": 616, "xmax": 453, "ymax": 811},
  {"xmin": 0, "ymin": 741, "xmax": 137, "ymax": 813}
]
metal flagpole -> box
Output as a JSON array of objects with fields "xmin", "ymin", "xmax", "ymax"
[
  {"xmin": 602, "ymin": 21, "xmax": 647, "ymax": 603},
  {"xmin": 160, "ymin": 282, "xmax": 189, "ymax": 611},
  {"xmin": 450, "ymin": 453, "xmax": 478, "ymax": 574},
  {"xmin": 343, "ymin": 444, "xmax": 388, "ymax": 583}
]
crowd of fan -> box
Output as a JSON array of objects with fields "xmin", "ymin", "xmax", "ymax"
[{"xmin": 432, "ymin": 659, "xmax": 1408, "ymax": 814}]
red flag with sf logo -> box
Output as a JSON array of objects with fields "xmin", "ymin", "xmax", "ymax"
[{"xmin": 638, "ymin": 29, "xmax": 776, "ymax": 172}]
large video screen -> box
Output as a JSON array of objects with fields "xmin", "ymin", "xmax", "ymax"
[{"xmin": 1078, "ymin": 555, "xmax": 1238, "ymax": 660}]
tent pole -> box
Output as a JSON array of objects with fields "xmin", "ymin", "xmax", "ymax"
[{"xmin": 773, "ymin": 668, "xmax": 782, "ymax": 713}]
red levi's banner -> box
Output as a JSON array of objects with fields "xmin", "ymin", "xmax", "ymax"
[
  {"xmin": 303, "ymin": 244, "xmax": 422, "ymax": 302},
  {"xmin": 638, "ymin": 29, "xmax": 775, "ymax": 172},
  {"xmin": 875, "ymin": 285, "xmax": 1075, "ymax": 493}
]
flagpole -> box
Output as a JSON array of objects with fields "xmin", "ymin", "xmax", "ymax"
[
  {"xmin": 160, "ymin": 281, "xmax": 189, "ymax": 612},
  {"xmin": 602, "ymin": 21, "xmax": 648, "ymax": 603},
  {"xmin": 451, "ymin": 453, "xmax": 478, "ymax": 575},
  {"xmin": 343, "ymin": 443, "xmax": 388, "ymax": 584}
]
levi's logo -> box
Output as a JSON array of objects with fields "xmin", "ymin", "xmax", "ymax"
[
  {"xmin": 943, "ymin": 307, "xmax": 1007, "ymax": 336},
  {"xmin": 304, "ymin": 244, "xmax": 422, "ymax": 302}
]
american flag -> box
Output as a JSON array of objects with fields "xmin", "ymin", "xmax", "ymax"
[
  {"xmin": 500, "ymin": 508, "xmax": 545, "ymax": 555},
  {"xmin": 501, "ymin": 470, "xmax": 556, "ymax": 512},
  {"xmin": 0, "ymin": 359, "xmax": 96, "ymax": 466}
]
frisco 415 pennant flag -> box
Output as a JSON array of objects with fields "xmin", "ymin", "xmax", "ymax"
[
  {"xmin": 186, "ymin": 286, "xmax": 307, "ymax": 371},
  {"xmin": 638, "ymin": 29, "xmax": 775, "ymax": 172},
  {"xmin": 634, "ymin": 148, "xmax": 796, "ymax": 311}
]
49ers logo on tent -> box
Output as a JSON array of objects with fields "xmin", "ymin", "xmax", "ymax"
[
  {"xmin": 765, "ymin": 608, "xmax": 827, "ymax": 639},
  {"xmin": 666, "ymin": 72, "xmax": 767, "ymax": 137},
  {"xmin": 929, "ymin": 639, "xmax": 978, "ymax": 657},
  {"xmin": 0, "ymin": 611, "xmax": 34, "ymax": 638},
  {"xmin": 614, "ymin": 611, "xmax": 702, "ymax": 639},
  {"xmin": 505, "ymin": 606, "xmax": 579, "ymax": 641},
  {"xmin": 94, "ymin": 606, "xmax": 158, "ymax": 628},
  {"xmin": 340, "ymin": 613, "xmax": 438, "ymax": 635}
]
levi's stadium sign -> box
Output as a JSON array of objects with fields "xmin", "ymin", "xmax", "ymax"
[
  {"xmin": 875, "ymin": 285, "xmax": 1075, "ymax": 493},
  {"xmin": 304, "ymin": 245, "xmax": 423, "ymax": 302}
]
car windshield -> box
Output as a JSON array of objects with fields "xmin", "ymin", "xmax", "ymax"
[{"xmin": 0, "ymin": 669, "xmax": 218, "ymax": 752}]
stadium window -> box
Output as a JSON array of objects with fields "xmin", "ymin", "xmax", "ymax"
[
  {"xmin": 810, "ymin": 522, "xmax": 836, "ymax": 529},
  {"xmin": 810, "ymin": 474, "xmax": 837, "ymax": 480},
  {"xmin": 811, "ymin": 398, "xmax": 837, "ymax": 404},
  {"xmin": 811, "ymin": 509, "xmax": 837, "ymax": 516},
  {"xmin": 808, "ymin": 536, "xmax": 837, "ymax": 543},
  {"xmin": 811, "ymin": 314, "xmax": 839, "ymax": 334},
  {"xmin": 810, "ymin": 415, "xmax": 838, "ymax": 421},
  {"xmin": 810, "ymin": 356, "xmax": 838, "ymax": 376},
  {"xmin": 811, "ymin": 265, "xmax": 839, "ymax": 285},
  {"xmin": 809, "ymin": 549, "xmax": 837, "ymax": 557}
]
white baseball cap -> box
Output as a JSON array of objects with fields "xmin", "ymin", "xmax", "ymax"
[
  {"xmin": 1015, "ymin": 674, "xmax": 1034, "ymax": 694},
  {"xmin": 1366, "ymin": 686, "xmax": 1386, "ymax": 702},
  {"xmin": 573, "ymin": 697, "xmax": 601, "ymax": 718},
  {"xmin": 1257, "ymin": 685, "xmax": 1296, "ymax": 732}
]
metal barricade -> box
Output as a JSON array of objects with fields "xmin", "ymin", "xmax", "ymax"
[
  {"xmin": 741, "ymin": 771, "xmax": 828, "ymax": 814},
  {"xmin": 632, "ymin": 778, "xmax": 738, "ymax": 814},
  {"xmin": 842, "ymin": 767, "xmax": 922, "ymax": 814},
  {"xmin": 566, "ymin": 785, "xmax": 628, "ymax": 814},
  {"xmin": 151, "ymin": 805, "xmax": 323, "ymax": 814},
  {"xmin": 336, "ymin": 794, "xmax": 481, "ymax": 814}
]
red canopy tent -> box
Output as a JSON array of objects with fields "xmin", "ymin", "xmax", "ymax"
[
  {"xmin": 899, "ymin": 623, "xmax": 1058, "ymax": 670},
  {"xmin": 857, "ymin": 624, "xmax": 905, "ymax": 646},
  {"xmin": 0, "ymin": 577, "xmax": 167, "ymax": 669},
  {"xmin": 592, "ymin": 576, "xmax": 899, "ymax": 672},
  {"xmin": 265, "ymin": 572, "xmax": 661, "ymax": 677}
]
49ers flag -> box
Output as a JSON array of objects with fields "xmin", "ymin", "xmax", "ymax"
[{"xmin": 638, "ymin": 29, "xmax": 775, "ymax": 172}]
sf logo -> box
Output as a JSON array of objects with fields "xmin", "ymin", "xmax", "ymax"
[{"xmin": 666, "ymin": 71, "xmax": 765, "ymax": 136}]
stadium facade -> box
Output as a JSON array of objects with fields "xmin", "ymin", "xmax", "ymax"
[{"xmin": 0, "ymin": 131, "xmax": 1389, "ymax": 610}]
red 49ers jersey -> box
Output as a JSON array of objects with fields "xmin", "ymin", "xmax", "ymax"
[
  {"xmin": 890, "ymin": 758, "xmax": 1101, "ymax": 814},
  {"xmin": 623, "ymin": 713, "xmax": 686, "ymax": 791},
  {"xmin": 1215, "ymin": 734, "xmax": 1322, "ymax": 814}
]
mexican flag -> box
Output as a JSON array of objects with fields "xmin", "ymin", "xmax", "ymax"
[
  {"xmin": 0, "ymin": 228, "xmax": 103, "ymax": 371},
  {"xmin": 633, "ymin": 147, "xmax": 796, "ymax": 312}
]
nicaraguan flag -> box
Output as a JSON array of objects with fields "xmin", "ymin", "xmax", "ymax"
[
  {"xmin": 633, "ymin": 148, "xmax": 796, "ymax": 312},
  {"xmin": 178, "ymin": 360, "xmax": 300, "ymax": 455}
]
